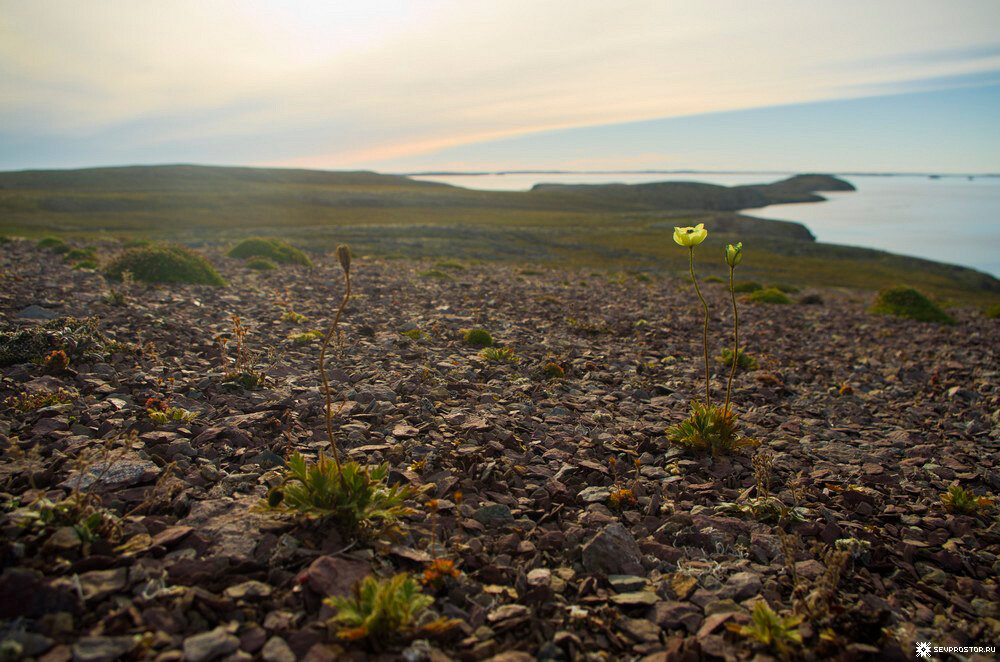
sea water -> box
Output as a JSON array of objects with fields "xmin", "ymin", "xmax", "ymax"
[{"xmin": 410, "ymin": 172, "xmax": 1000, "ymax": 277}]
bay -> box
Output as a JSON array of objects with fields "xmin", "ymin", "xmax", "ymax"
[{"xmin": 411, "ymin": 172, "xmax": 1000, "ymax": 277}]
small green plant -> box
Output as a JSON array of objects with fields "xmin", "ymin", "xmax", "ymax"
[
  {"xmin": 228, "ymin": 237, "xmax": 313, "ymax": 266},
  {"xmin": 43, "ymin": 349, "xmax": 70, "ymax": 374},
  {"xmin": 103, "ymin": 270, "xmax": 132, "ymax": 306},
  {"xmin": 65, "ymin": 247, "xmax": 96, "ymax": 261},
  {"xmin": 767, "ymin": 283, "xmax": 800, "ymax": 294},
  {"xmin": 716, "ymin": 348, "xmax": 758, "ymax": 371},
  {"xmin": 325, "ymin": 573, "xmax": 457, "ymax": 643},
  {"xmin": 0, "ymin": 317, "xmax": 113, "ymax": 367},
  {"xmin": 400, "ymin": 329, "xmax": 425, "ymax": 340},
  {"xmin": 289, "ymin": 330, "xmax": 325, "ymax": 345},
  {"xmin": 463, "ymin": 328, "xmax": 493, "ymax": 347},
  {"xmin": 871, "ymin": 286, "xmax": 954, "ymax": 324},
  {"xmin": 37, "ymin": 236, "xmax": 70, "ymax": 253},
  {"xmin": 72, "ymin": 258, "xmax": 99, "ymax": 270},
  {"xmin": 419, "ymin": 268, "xmax": 453, "ymax": 281},
  {"xmin": 280, "ymin": 310, "xmax": 307, "ymax": 323},
  {"xmin": 732, "ymin": 280, "xmax": 762, "ymax": 293},
  {"xmin": 480, "ymin": 346, "xmax": 517, "ymax": 363},
  {"xmin": 105, "ymin": 244, "xmax": 226, "ymax": 286},
  {"xmin": 728, "ymin": 601, "xmax": 803, "ymax": 659},
  {"xmin": 246, "ymin": 256, "xmax": 277, "ymax": 271},
  {"xmin": 983, "ymin": 304, "xmax": 1000, "ymax": 319},
  {"xmin": 703, "ymin": 275, "xmax": 724, "ymax": 284},
  {"xmin": 542, "ymin": 361, "xmax": 565, "ymax": 379},
  {"xmin": 147, "ymin": 406, "xmax": 197, "ymax": 424},
  {"xmin": 941, "ymin": 483, "xmax": 994, "ymax": 516},
  {"xmin": 668, "ymin": 402, "xmax": 756, "ymax": 456},
  {"xmin": 5, "ymin": 388, "xmax": 73, "ymax": 412},
  {"xmin": 434, "ymin": 259, "xmax": 466, "ymax": 271},
  {"xmin": 264, "ymin": 452, "xmax": 415, "ymax": 535},
  {"xmin": 747, "ymin": 287, "xmax": 792, "ymax": 304}
]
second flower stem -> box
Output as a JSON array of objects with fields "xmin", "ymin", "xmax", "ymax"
[
  {"xmin": 724, "ymin": 265, "xmax": 739, "ymax": 414},
  {"xmin": 689, "ymin": 247, "xmax": 710, "ymax": 407}
]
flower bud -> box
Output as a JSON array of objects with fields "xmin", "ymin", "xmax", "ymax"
[
  {"xmin": 336, "ymin": 244, "xmax": 351, "ymax": 274},
  {"xmin": 725, "ymin": 242, "xmax": 743, "ymax": 267}
]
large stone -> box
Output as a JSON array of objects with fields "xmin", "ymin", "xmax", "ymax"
[
  {"xmin": 298, "ymin": 555, "xmax": 370, "ymax": 597},
  {"xmin": 581, "ymin": 523, "xmax": 643, "ymax": 576},
  {"xmin": 18, "ymin": 305, "xmax": 59, "ymax": 320},
  {"xmin": 78, "ymin": 567, "xmax": 128, "ymax": 602},
  {"xmin": 261, "ymin": 636, "xmax": 296, "ymax": 662},
  {"xmin": 651, "ymin": 601, "xmax": 703, "ymax": 633},
  {"xmin": 183, "ymin": 627, "xmax": 239, "ymax": 662},
  {"xmin": 473, "ymin": 503, "xmax": 514, "ymax": 526}
]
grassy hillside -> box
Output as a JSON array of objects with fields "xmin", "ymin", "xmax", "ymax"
[{"xmin": 1, "ymin": 164, "xmax": 997, "ymax": 305}]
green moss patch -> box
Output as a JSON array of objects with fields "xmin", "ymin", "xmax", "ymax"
[
  {"xmin": 747, "ymin": 288, "xmax": 792, "ymax": 304},
  {"xmin": 105, "ymin": 244, "xmax": 226, "ymax": 286},
  {"xmin": 228, "ymin": 237, "xmax": 313, "ymax": 266},
  {"xmin": 246, "ymin": 256, "xmax": 277, "ymax": 271},
  {"xmin": 732, "ymin": 281, "xmax": 762, "ymax": 293},
  {"xmin": 463, "ymin": 328, "xmax": 493, "ymax": 347},
  {"xmin": 871, "ymin": 287, "xmax": 954, "ymax": 324}
]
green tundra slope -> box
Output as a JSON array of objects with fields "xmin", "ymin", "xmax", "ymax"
[{"xmin": 0, "ymin": 164, "xmax": 996, "ymax": 305}]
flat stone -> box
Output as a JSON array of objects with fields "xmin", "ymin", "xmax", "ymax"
[
  {"xmin": 473, "ymin": 503, "xmax": 514, "ymax": 525},
  {"xmin": 610, "ymin": 591, "xmax": 659, "ymax": 606},
  {"xmin": 72, "ymin": 636, "xmax": 137, "ymax": 662},
  {"xmin": 18, "ymin": 305, "xmax": 59, "ymax": 320},
  {"xmin": 59, "ymin": 455, "xmax": 160, "ymax": 491},
  {"xmin": 78, "ymin": 567, "xmax": 128, "ymax": 602},
  {"xmin": 261, "ymin": 637, "xmax": 295, "ymax": 662},
  {"xmin": 224, "ymin": 580, "xmax": 273, "ymax": 600},
  {"xmin": 617, "ymin": 617, "xmax": 661, "ymax": 642},
  {"xmin": 581, "ymin": 523, "xmax": 643, "ymax": 576},
  {"xmin": 183, "ymin": 627, "xmax": 239, "ymax": 662},
  {"xmin": 298, "ymin": 555, "xmax": 370, "ymax": 597},
  {"xmin": 577, "ymin": 486, "xmax": 612, "ymax": 504},
  {"xmin": 609, "ymin": 575, "xmax": 647, "ymax": 593},
  {"xmin": 651, "ymin": 601, "xmax": 703, "ymax": 632},
  {"xmin": 722, "ymin": 571, "xmax": 761, "ymax": 601}
]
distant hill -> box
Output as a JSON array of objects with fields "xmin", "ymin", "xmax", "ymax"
[
  {"xmin": 530, "ymin": 174, "xmax": 854, "ymax": 213},
  {"xmin": 0, "ymin": 164, "xmax": 996, "ymax": 304}
]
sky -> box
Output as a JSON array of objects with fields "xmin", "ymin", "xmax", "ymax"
[{"xmin": 2, "ymin": 0, "xmax": 999, "ymax": 173}]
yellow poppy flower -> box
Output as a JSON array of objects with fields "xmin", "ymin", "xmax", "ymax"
[{"xmin": 673, "ymin": 223, "xmax": 708, "ymax": 247}]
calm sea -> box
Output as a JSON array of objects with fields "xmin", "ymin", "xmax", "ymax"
[{"xmin": 410, "ymin": 172, "xmax": 1000, "ymax": 277}]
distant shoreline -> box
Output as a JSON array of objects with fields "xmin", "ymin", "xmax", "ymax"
[{"xmin": 403, "ymin": 169, "xmax": 999, "ymax": 178}]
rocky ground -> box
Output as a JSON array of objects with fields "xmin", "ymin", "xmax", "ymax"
[{"xmin": 1, "ymin": 240, "xmax": 998, "ymax": 662}]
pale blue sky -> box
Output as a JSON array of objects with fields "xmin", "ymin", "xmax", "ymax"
[{"xmin": 1, "ymin": 0, "xmax": 999, "ymax": 173}]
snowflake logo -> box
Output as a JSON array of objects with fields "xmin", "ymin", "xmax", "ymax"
[{"xmin": 915, "ymin": 641, "xmax": 932, "ymax": 658}]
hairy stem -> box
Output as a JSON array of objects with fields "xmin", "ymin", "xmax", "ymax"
[
  {"xmin": 689, "ymin": 247, "xmax": 711, "ymax": 407},
  {"xmin": 725, "ymin": 265, "xmax": 740, "ymax": 414},
  {"xmin": 320, "ymin": 270, "xmax": 351, "ymax": 470}
]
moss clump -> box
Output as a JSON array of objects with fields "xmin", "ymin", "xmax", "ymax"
[
  {"xmin": 38, "ymin": 236, "xmax": 70, "ymax": 254},
  {"xmin": 65, "ymin": 247, "xmax": 96, "ymax": 261},
  {"xmin": 541, "ymin": 362, "xmax": 565, "ymax": 379},
  {"xmin": 766, "ymin": 283, "xmax": 800, "ymax": 294},
  {"xmin": 982, "ymin": 304, "xmax": 1000, "ymax": 319},
  {"xmin": 419, "ymin": 269, "xmax": 454, "ymax": 281},
  {"xmin": 228, "ymin": 237, "xmax": 313, "ymax": 266},
  {"xmin": 72, "ymin": 258, "xmax": 100, "ymax": 270},
  {"xmin": 747, "ymin": 288, "xmax": 792, "ymax": 305},
  {"xmin": 702, "ymin": 275, "xmax": 724, "ymax": 284},
  {"xmin": 105, "ymin": 244, "xmax": 226, "ymax": 286},
  {"xmin": 732, "ymin": 281, "xmax": 762, "ymax": 293},
  {"xmin": 463, "ymin": 328, "xmax": 493, "ymax": 347},
  {"xmin": 246, "ymin": 256, "xmax": 277, "ymax": 271},
  {"xmin": 434, "ymin": 259, "xmax": 466, "ymax": 271},
  {"xmin": 870, "ymin": 287, "xmax": 954, "ymax": 324}
]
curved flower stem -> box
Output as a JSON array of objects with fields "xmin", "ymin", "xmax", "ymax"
[
  {"xmin": 724, "ymin": 264, "xmax": 739, "ymax": 414},
  {"xmin": 319, "ymin": 269, "xmax": 351, "ymax": 471},
  {"xmin": 689, "ymin": 247, "xmax": 711, "ymax": 408}
]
